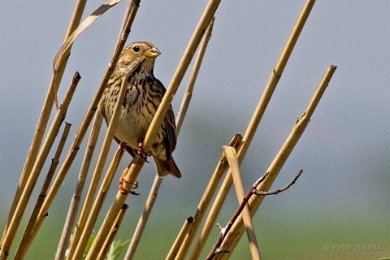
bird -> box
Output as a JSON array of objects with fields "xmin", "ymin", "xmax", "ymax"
[{"xmin": 102, "ymin": 41, "xmax": 181, "ymax": 178}]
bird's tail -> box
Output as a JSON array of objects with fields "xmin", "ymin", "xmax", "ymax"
[{"xmin": 153, "ymin": 156, "xmax": 181, "ymax": 178}]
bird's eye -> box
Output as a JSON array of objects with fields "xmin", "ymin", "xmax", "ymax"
[{"xmin": 132, "ymin": 46, "xmax": 140, "ymax": 52}]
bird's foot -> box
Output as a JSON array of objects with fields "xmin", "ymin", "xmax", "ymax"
[
  {"xmin": 119, "ymin": 175, "xmax": 139, "ymax": 195},
  {"xmin": 137, "ymin": 141, "xmax": 150, "ymax": 162}
]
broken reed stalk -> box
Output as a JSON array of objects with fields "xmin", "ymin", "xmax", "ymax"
[
  {"xmin": 223, "ymin": 146, "xmax": 260, "ymax": 260},
  {"xmin": 86, "ymin": 1, "xmax": 222, "ymax": 258},
  {"xmin": 189, "ymin": 1, "xmax": 316, "ymax": 258},
  {"xmin": 214, "ymin": 65, "xmax": 337, "ymax": 260},
  {"xmin": 1, "ymin": 0, "xmax": 87, "ymax": 249},
  {"xmin": 8, "ymin": 1, "xmax": 141, "ymax": 257},
  {"xmin": 124, "ymin": 17, "xmax": 215, "ymax": 260},
  {"xmin": 14, "ymin": 123, "xmax": 72, "ymax": 260},
  {"xmin": 97, "ymin": 204, "xmax": 129, "ymax": 260},
  {"xmin": 71, "ymin": 65, "xmax": 140, "ymax": 259},
  {"xmin": 0, "ymin": 72, "xmax": 80, "ymax": 258},
  {"xmin": 172, "ymin": 134, "xmax": 242, "ymax": 260},
  {"xmin": 55, "ymin": 106, "xmax": 103, "ymax": 260},
  {"xmin": 166, "ymin": 217, "xmax": 195, "ymax": 260}
]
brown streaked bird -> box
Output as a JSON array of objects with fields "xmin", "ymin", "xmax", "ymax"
[{"xmin": 102, "ymin": 41, "xmax": 181, "ymax": 178}]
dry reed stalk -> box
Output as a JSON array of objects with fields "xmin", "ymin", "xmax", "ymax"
[
  {"xmin": 124, "ymin": 176, "xmax": 163, "ymax": 260},
  {"xmin": 189, "ymin": 1, "xmax": 316, "ymax": 257},
  {"xmin": 7, "ymin": 1, "xmax": 140, "ymax": 257},
  {"xmin": 97, "ymin": 204, "xmax": 129, "ymax": 260},
  {"xmin": 1, "ymin": 0, "xmax": 87, "ymax": 248},
  {"xmin": 73, "ymin": 142, "xmax": 127, "ymax": 260},
  {"xmin": 213, "ymin": 65, "xmax": 337, "ymax": 259},
  {"xmin": 173, "ymin": 134, "xmax": 242, "ymax": 260},
  {"xmin": 86, "ymin": 1, "xmax": 221, "ymax": 258},
  {"xmin": 55, "ymin": 106, "xmax": 103, "ymax": 260},
  {"xmin": 166, "ymin": 217, "xmax": 195, "ymax": 260},
  {"xmin": 175, "ymin": 17, "xmax": 215, "ymax": 134},
  {"xmin": 71, "ymin": 67, "xmax": 134, "ymax": 258},
  {"xmin": 14, "ymin": 123, "xmax": 72, "ymax": 260},
  {"xmin": 223, "ymin": 146, "xmax": 260, "ymax": 260},
  {"xmin": 0, "ymin": 73, "xmax": 80, "ymax": 259},
  {"xmin": 124, "ymin": 17, "xmax": 215, "ymax": 259}
]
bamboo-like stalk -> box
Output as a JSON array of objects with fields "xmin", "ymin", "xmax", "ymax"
[
  {"xmin": 222, "ymin": 146, "xmax": 260, "ymax": 260},
  {"xmin": 5, "ymin": 2, "xmax": 140, "ymax": 257},
  {"xmin": 189, "ymin": 1, "xmax": 316, "ymax": 258},
  {"xmin": 14, "ymin": 123, "xmax": 72, "ymax": 260},
  {"xmin": 0, "ymin": 73, "xmax": 80, "ymax": 258},
  {"xmin": 124, "ymin": 176, "xmax": 163, "ymax": 260},
  {"xmin": 86, "ymin": 1, "xmax": 222, "ymax": 258},
  {"xmin": 214, "ymin": 65, "xmax": 337, "ymax": 259},
  {"xmin": 75, "ymin": 142, "xmax": 127, "ymax": 260},
  {"xmin": 71, "ymin": 67, "xmax": 136, "ymax": 259},
  {"xmin": 124, "ymin": 17, "xmax": 215, "ymax": 260},
  {"xmin": 174, "ymin": 134, "xmax": 242, "ymax": 260},
  {"xmin": 166, "ymin": 217, "xmax": 195, "ymax": 260},
  {"xmin": 175, "ymin": 17, "xmax": 215, "ymax": 134},
  {"xmin": 55, "ymin": 106, "xmax": 103, "ymax": 260},
  {"xmin": 97, "ymin": 204, "xmax": 129, "ymax": 260},
  {"xmin": 0, "ymin": 0, "xmax": 87, "ymax": 249}
]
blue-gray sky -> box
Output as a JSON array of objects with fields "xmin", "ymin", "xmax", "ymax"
[{"xmin": 1, "ymin": 1, "xmax": 389, "ymax": 258}]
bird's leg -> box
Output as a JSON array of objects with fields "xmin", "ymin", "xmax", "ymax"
[{"xmin": 136, "ymin": 139, "xmax": 150, "ymax": 162}]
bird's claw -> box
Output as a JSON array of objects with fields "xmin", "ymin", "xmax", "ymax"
[
  {"xmin": 137, "ymin": 142, "xmax": 150, "ymax": 162},
  {"xmin": 119, "ymin": 175, "xmax": 139, "ymax": 195}
]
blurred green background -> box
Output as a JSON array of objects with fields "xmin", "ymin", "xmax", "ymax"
[{"xmin": 1, "ymin": 0, "xmax": 389, "ymax": 259}]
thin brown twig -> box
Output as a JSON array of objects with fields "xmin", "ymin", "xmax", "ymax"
[
  {"xmin": 215, "ymin": 65, "xmax": 337, "ymax": 260},
  {"xmin": 86, "ymin": 1, "xmax": 221, "ymax": 258},
  {"xmin": 206, "ymin": 169, "xmax": 303, "ymax": 260},
  {"xmin": 189, "ymin": 1, "xmax": 316, "ymax": 258},
  {"xmin": 14, "ymin": 123, "xmax": 72, "ymax": 260},
  {"xmin": 0, "ymin": 72, "xmax": 80, "ymax": 258},
  {"xmin": 1, "ymin": 0, "xmax": 87, "ymax": 249},
  {"xmin": 124, "ymin": 17, "xmax": 216, "ymax": 260}
]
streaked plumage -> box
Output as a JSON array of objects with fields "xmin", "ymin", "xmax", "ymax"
[{"xmin": 102, "ymin": 41, "xmax": 181, "ymax": 178}]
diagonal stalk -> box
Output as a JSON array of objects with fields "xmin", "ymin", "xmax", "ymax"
[{"xmin": 14, "ymin": 123, "xmax": 72, "ymax": 260}]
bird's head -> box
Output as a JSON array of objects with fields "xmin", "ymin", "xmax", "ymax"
[{"xmin": 118, "ymin": 41, "xmax": 161, "ymax": 73}]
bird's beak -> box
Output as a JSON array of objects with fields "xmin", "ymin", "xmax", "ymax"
[{"xmin": 145, "ymin": 47, "xmax": 161, "ymax": 58}]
